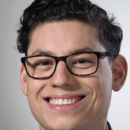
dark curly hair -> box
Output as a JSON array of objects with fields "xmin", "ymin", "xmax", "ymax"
[{"xmin": 17, "ymin": 0, "xmax": 123, "ymax": 59}]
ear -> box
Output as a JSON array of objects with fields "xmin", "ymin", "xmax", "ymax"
[
  {"xmin": 112, "ymin": 55, "xmax": 128, "ymax": 91},
  {"xmin": 20, "ymin": 64, "xmax": 28, "ymax": 95}
]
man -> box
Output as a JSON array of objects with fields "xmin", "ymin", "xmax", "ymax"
[{"xmin": 17, "ymin": 0, "xmax": 128, "ymax": 130}]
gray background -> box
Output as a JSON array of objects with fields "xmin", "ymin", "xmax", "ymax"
[{"xmin": 0, "ymin": 0, "xmax": 130, "ymax": 130}]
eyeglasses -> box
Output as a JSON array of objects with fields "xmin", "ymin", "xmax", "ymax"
[{"xmin": 21, "ymin": 51, "xmax": 112, "ymax": 79}]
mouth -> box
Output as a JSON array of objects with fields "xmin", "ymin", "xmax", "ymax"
[{"xmin": 45, "ymin": 96, "xmax": 85, "ymax": 106}]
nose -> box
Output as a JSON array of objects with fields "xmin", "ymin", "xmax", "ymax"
[{"xmin": 50, "ymin": 61, "xmax": 77, "ymax": 88}]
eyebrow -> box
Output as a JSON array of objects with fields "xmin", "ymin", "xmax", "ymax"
[
  {"xmin": 31, "ymin": 49, "xmax": 54, "ymax": 56},
  {"xmin": 31, "ymin": 47, "xmax": 94, "ymax": 56},
  {"xmin": 70, "ymin": 47, "xmax": 94, "ymax": 54}
]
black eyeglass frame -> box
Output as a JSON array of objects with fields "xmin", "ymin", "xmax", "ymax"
[{"xmin": 21, "ymin": 51, "xmax": 112, "ymax": 79}]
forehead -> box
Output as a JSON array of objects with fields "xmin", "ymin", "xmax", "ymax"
[{"xmin": 28, "ymin": 21, "xmax": 105, "ymax": 56}]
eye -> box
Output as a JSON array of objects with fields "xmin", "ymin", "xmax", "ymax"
[
  {"xmin": 34, "ymin": 60, "xmax": 54, "ymax": 70},
  {"xmin": 71, "ymin": 58, "xmax": 94, "ymax": 69},
  {"xmin": 75, "ymin": 59, "xmax": 92, "ymax": 64},
  {"xmin": 39, "ymin": 61, "xmax": 51, "ymax": 66},
  {"xmin": 36, "ymin": 60, "xmax": 53, "ymax": 67}
]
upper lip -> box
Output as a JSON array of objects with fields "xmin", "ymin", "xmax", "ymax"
[{"xmin": 43, "ymin": 94, "xmax": 86, "ymax": 100}]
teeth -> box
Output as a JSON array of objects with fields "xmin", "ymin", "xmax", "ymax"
[
  {"xmin": 49, "ymin": 98, "xmax": 79, "ymax": 105},
  {"xmin": 59, "ymin": 99, "xmax": 62, "ymax": 105},
  {"xmin": 63, "ymin": 99, "xmax": 67, "ymax": 105}
]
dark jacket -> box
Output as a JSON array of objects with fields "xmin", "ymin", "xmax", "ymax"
[{"xmin": 107, "ymin": 122, "xmax": 113, "ymax": 130}]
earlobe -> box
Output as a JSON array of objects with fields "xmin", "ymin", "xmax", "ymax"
[
  {"xmin": 20, "ymin": 64, "xmax": 28, "ymax": 95},
  {"xmin": 112, "ymin": 55, "xmax": 128, "ymax": 91}
]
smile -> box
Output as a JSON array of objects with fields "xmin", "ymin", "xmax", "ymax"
[
  {"xmin": 46, "ymin": 96, "xmax": 85, "ymax": 106},
  {"xmin": 44, "ymin": 95, "xmax": 86, "ymax": 111}
]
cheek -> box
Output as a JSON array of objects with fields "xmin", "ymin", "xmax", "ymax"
[
  {"xmin": 25, "ymin": 78, "xmax": 45, "ymax": 110},
  {"xmin": 99, "ymin": 62, "xmax": 113, "ymax": 94},
  {"xmin": 79, "ymin": 64, "xmax": 112, "ymax": 108},
  {"xmin": 93, "ymin": 64, "xmax": 112, "ymax": 109},
  {"xmin": 26, "ymin": 78, "xmax": 44, "ymax": 95},
  {"xmin": 79, "ymin": 74, "xmax": 111, "ymax": 96},
  {"xmin": 25, "ymin": 79, "xmax": 45, "ymax": 121}
]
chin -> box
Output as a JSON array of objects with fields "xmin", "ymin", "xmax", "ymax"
[
  {"xmin": 39, "ymin": 117, "xmax": 85, "ymax": 130},
  {"xmin": 41, "ymin": 123, "xmax": 80, "ymax": 130}
]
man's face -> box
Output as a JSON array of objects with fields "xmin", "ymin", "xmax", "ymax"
[{"xmin": 21, "ymin": 21, "xmax": 113, "ymax": 130}]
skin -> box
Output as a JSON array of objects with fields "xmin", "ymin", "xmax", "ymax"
[{"xmin": 20, "ymin": 21, "xmax": 127, "ymax": 130}]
